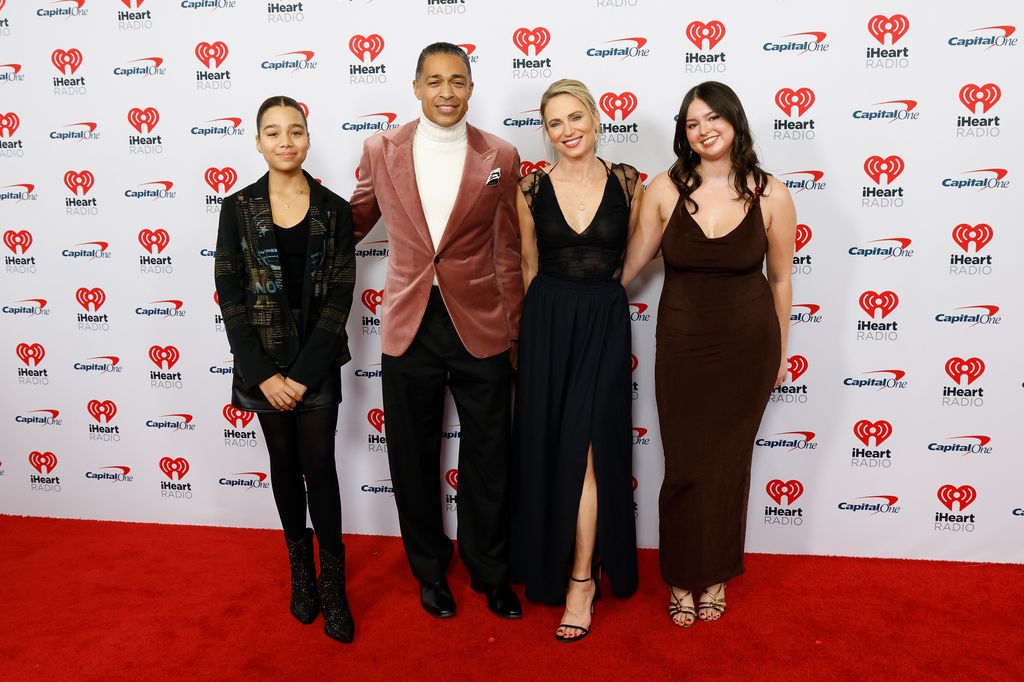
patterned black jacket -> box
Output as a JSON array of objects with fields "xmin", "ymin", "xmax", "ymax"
[{"xmin": 215, "ymin": 171, "xmax": 356, "ymax": 389}]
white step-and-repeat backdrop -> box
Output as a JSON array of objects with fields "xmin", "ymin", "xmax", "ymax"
[{"xmin": 2, "ymin": 0, "xmax": 1021, "ymax": 563}]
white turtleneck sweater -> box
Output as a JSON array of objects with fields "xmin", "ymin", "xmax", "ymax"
[{"xmin": 413, "ymin": 114, "xmax": 468, "ymax": 252}]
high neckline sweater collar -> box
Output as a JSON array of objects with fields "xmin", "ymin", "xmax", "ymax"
[{"xmin": 417, "ymin": 114, "xmax": 468, "ymax": 143}]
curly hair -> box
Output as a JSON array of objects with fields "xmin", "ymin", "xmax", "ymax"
[{"xmin": 668, "ymin": 81, "xmax": 769, "ymax": 214}]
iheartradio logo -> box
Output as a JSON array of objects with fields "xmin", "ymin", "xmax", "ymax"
[
  {"xmin": 859, "ymin": 290, "xmax": 899, "ymax": 319},
  {"xmin": 4, "ymin": 229, "xmax": 32, "ymax": 254},
  {"xmin": 87, "ymin": 399, "xmax": 117, "ymax": 423},
  {"xmin": 64, "ymin": 170, "xmax": 95, "ymax": 195},
  {"xmin": 787, "ymin": 355, "xmax": 808, "ymax": 381},
  {"xmin": 775, "ymin": 88, "xmax": 815, "ymax": 117},
  {"xmin": 16, "ymin": 342, "xmax": 45, "ymax": 366},
  {"xmin": 958, "ymin": 83, "xmax": 1000, "ymax": 114},
  {"xmin": 159, "ymin": 456, "xmax": 189, "ymax": 481},
  {"xmin": 937, "ymin": 484, "xmax": 976, "ymax": 512},
  {"xmin": 853, "ymin": 420, "xmax": 893, "ymax": 447},
  {"xmin": 139, "ymin": 228, "xmax": 170, "ymax": 254},
  {"xmin": 51, "ymin": 48, "xmax": 84, "ymax": 75},
  {"xmin": 951, "ymin": 223, "xmax": 993, "ymax": 253},
  {"xmin": 766, "ymin": 479, "xmax": 803, "ymax": 505},
  {"xmin": 29, "ymin": 451, "xmax": 58, "ymax": 475},
  {"xmin": 512, "ymin": 27, "xmax": 551, "ymax": 56},
  {"xmin": 204, "ymin": 167, "xmax": 237, "ymax": 194},
  {"xmin": 863, "ymin": 155, "xmax": 904, "ymax": 185},
  {"xmin": 867, "ymin": 14, "xmax": 909, "ymax": 45},
  {"xmin": 361, "ymin": 288, "xmax": 383, "ymax": 315},
  {"xmin": 223, "ymin": 405, "xmax": 255, "ymax": 429},
  {"xmin": 599, "ymin": 92, "xmax": 638, "ymax": 121},
  {"xmin": 794, "ymin": 224, "xmax": 812, "ymax": 252},
  {"xmin": 445, "ymin": 468, "xmax": 459, "ymax": 491},
  {"xmin": 76, "ymin": 287, "xmax": 106, "ymax": 312},
  {"xmin": 148, "ymin": 345, "xmax": 180, "ymax": 369},
  {"xmin": 367, "ymin": 408, "xmax": 385, "ymax": 433},
  {"xmin": 195, "ymin": 42, "xmax": 229, "ymax": 69},
  {"xmin": 127, "ymin": 107, "xmax": 159, "ymax": 134},
  {"xmin": 686, "ymin": 20, "xmax": 726, "ymax": 50},
  {"xmin": 0, "ymin": 112, "xmax": 19, "ymax": 137},
  {"xmin": 945, "ymin": 357, "xmax": 984, "ymax": 385},
  {"xmin": 349, "ymin": 34, "xmax": 385, "ymax": 62},
  {"xmin": 520, "ymin": 160, "xmax": 551, "ymax": 176}
]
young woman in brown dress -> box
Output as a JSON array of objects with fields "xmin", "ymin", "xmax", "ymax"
[{"xmin": 621, "ymin": 81, "xmax": 797, "ymax": 627}]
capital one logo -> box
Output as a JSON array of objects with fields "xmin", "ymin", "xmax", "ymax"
[
  {"xmin": 958, "ymin": 83, "xmax": 1000, "ymax": 114},
  {"xmin": 599, "ymin": 92, "xmax": 637, "ymax": 121},
  {"xmin": 937, "ymin": 484, "xmax": 976, "ymax": 511},
  {"xmin": 686, "ymin": 20, "xmax": 726, "ymax": 50},
  {"xmin": 159, "ymin": 456, "xmax": 189, "ymax": 481},
  {"xmin": 64, "ymin": 170, "xmax": 95, "ymax": 195},
  {"xmin": 51, "ymin": 48, "xmax": 84, "ymax": 75},
  {"xmin": 4, "ymin": 229, "xmax": 32, "ymax": 254},
  {"xmin": 16, "ymin": 343, "xmax": 45, "ymax": 366},
  {"xmin": 127, "ymin": 107, "xmax": 159, "ymax": 134},
  {"xmin": 349, "ymin": 34, "xmax": 385, "ymax": 62},
  {"xmin": 75, "ymin": 287, "xmax": 106, "ymax": 312},
  {"xmin": 945, "ymin": 357, "xmax": 984, "ymax": 385},
  {"xmin": 195, "ymin": 42, "xmax": 229, "ymax": 69},
  {"xmin": 864, "ymin": 155, "xmax": 904, "ymax": 185},
  {"xmin": 794, "ymin": 224, "xmax": 812, "ymax": 252},
  {"xmin": 766, "ymin": 479, "xmax": 803, "ymax": 505},
  {"xmin": 138, "ymin": 228, "xmax": 170, "ymax": 254},
  {"xmin": 204, "ymin": 167, "xmax": 237, "ymax": 194},
  {"xmin": 0, "ymin": 112, "xmax": 19, "ymax": 138},
  {"xmin": 787, "ymin": 355, "xmax": 808, "ymax": 381},
  {"xmin": 223, "ymin": 404, "xmax": 254, "ymax": 428},
  {"xmin": 445, "ymin": 468, "xmax": 458, "ymax": 491},
  {"xmin": 30, "ymin": 451, "xmax": 58, "ymax": 475},
  {"xmin": 520, "ymin": 160, "xmax": 551, "ymax": 176},
  {"xmin": 367, "ymin": 408, "xmax": 385, "ymax": 433},
  {"xmin": 362, "ymin": 289, "xmax": 383, "ymax": 314},
  {"xmin": 513, "ymin": 27, "xmax": 551, "ymax": 56},
  {"xmin": 775, "ymin": 88, "xmax": 815, "ymax": 117},
  {"xmin": 951, "ymin": 223, "xmax": 993, "ymax": 253},
  {"xmin": 87, "ymin": 399, "xmax": 117, "ymax": 423},
  {"xmin": 148, "ymin": 345, "xmax": 179, "ymax": 369},
  {"xmin": 854, "ymin": 419, "xmax": 892, "ymax": 447},
  {"xmin": 859, "ymin": 290, "xmax": 899, "ymax": 319},
  {"xmin": 867, "ymin": 14, "xmax": 910, "ymax": 45}
]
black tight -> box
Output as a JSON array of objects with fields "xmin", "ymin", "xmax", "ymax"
[{"xmin": 257, "ymin": 406, "xmax": 343, "ymax": 555}]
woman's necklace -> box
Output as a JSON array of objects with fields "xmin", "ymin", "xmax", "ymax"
[
  {"xmin": 561, "ymin": 165, "xmax": 595, "ymax": 213},
  {"xmin": 279, "ymin": 188, "xmax": 306, "ymax": 209}
]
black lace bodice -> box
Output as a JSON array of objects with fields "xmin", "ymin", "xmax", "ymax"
[{"xmin": 519, "ymin": 162, "xmax": 640, "ymax": 282}]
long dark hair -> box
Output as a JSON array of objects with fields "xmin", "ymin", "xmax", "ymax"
[{"xmin": 668, "ymin": 81, "xmax": 769, "ymax": 214}]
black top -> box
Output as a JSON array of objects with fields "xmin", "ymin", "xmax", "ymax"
[
  {"xmin": 519, "ymin": 161, "xmax": 640, "ymax": 282},
  {"xmin": 274, "ymin": 212, "xmax": 310, "ymax": 310}
]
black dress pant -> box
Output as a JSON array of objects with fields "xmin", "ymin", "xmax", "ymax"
[{"xmin": 381, "ymin": 287, "xmax": 512, "ymax": 584}]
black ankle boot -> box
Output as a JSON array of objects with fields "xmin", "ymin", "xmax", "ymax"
[
  {"xmin": 285, "ymin": 528, "xmax": 319, "ymax": 624},
  {"xmin": 318, "ymin": 544, "xmax": 355, "ymax": 643}
]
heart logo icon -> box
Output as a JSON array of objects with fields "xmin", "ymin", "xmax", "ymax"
[
  {"xmin": 787, "ymin": 355, "xmax": 808, "ymax": 381},
  {"xmin": 195, "ymin": 41, "xmax": 229, "ymax": 68},
  {"xmin": 361, "ymin": 289, "xmax": 384, "ymax": 314},
  {"xmin": 222, "ymin": 405, "xmax": 255, "ymax": 428},
  {"xmin": 204, "ymin": 167, "xmax": 237, "ymax": 194},
  {"xmin": 16, "ymin": 343, "xmax": 45, "ymax": 366},
  {"xmin": 29, "ymin": 451, "xmax": 58, "ymax": 475},
  {"xmin": 127, "ymin": 107, "xmax": 160, "ymax": 134},
  {"xmin": 159, "ymin": 456, "xmax": 190, "ymax": 481},
  {"xmin": 511, "ymin": 27, "xmax": 551, "ymax": 56},
  {"xmin": 951, "ymin": 224, "xmax": 993, "ymax": 253},
  {"xmin": 87, "ymin": 399, "xmax": 117, "ymax": 423},
  {"xmin": 367, "ymin": 408, "xmax": 385, "ymax": 433},
  {"xmin": 598, "ymin": 92, "xmax": 638, "ymax": 121},
  {"xmin": 64, "ymin": 170, "xmax": 95, "ymax": 195},
  {"xmin": 148, "ymin": 345, "xmax": 180, "ymax": 369},
  {"xmin": 138, "ymin": 228, "xmax": 170, "ymax": 254},
  {"xmin": 858, "ymin": 290, "xmax": 899, "ymax": 319},
  {"xmin": 348, "ymin": 34, "xmax": 385, "ymax": 62},
  {"xmin": 766, "ymin": 479, "xmax": 804, "ymax": 505},
  {"xmin": 445, "ymin": 468, "xmax": 459, "ymax": 491},
  {"xmin": 853, "ymin": 420, "xmax": 893, "ymax": 447},
  {"xmin": 794, "ymin": 224, "xmax": 812, "ymax": 252},
  {"xmin": 774, "ymin": 88, "xmax": 815, "ymax": 117},
  {"xmin": 3, "ymin": 229, "xmax": 32, "ymax": 254},
  {"xmin": 685, "ymin": 20, "xmax": 726, "ymax": 50},
  {"xmin": 51, "ymin": 48, "xmax": 84, "ymax": 75}
]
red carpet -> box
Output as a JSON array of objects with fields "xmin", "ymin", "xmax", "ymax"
[{"xmin": 1, "ymin": 515, "xmax": 1020, "ymax": 680}]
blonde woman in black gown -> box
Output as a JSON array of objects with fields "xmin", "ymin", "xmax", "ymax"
[
  {"xmin": 621, "ymin": 81, "xmax": 796, "ymax": 627},
  {"xmin": 511, "ymin": 79, "xmax": 641, "ymax": 642}
]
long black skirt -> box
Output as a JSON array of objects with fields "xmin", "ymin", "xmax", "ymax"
[{"xmin": 510, "ymin": 274, "xmax": 638, "ymax": 604}]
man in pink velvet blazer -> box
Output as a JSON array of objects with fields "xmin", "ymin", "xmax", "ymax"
[{"xmin": 350, "ymin": 43, "xmax": 524, "ymax": 620}]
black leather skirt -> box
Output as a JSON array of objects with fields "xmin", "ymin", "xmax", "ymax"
[{"xmin": 230, "ymin": 308, "xmax": 342, "ymax": 413}]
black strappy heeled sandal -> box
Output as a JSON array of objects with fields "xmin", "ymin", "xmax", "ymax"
[{"xmin": 555, "ymin": 575, "xmax": 596, "ymax": 643}]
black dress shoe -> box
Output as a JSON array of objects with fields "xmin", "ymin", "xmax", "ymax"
[
  {"xmin": 419, "ymin": 579, "xmax": 456, "ymax": 618},
  {"xmin": 471, "ymin": 578, "xmax": 522, "ymax": 619}
]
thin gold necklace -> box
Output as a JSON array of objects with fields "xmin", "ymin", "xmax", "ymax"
[{"xmin": 559, "ymin": 164, "xmax": 596, "ymax": 213}]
